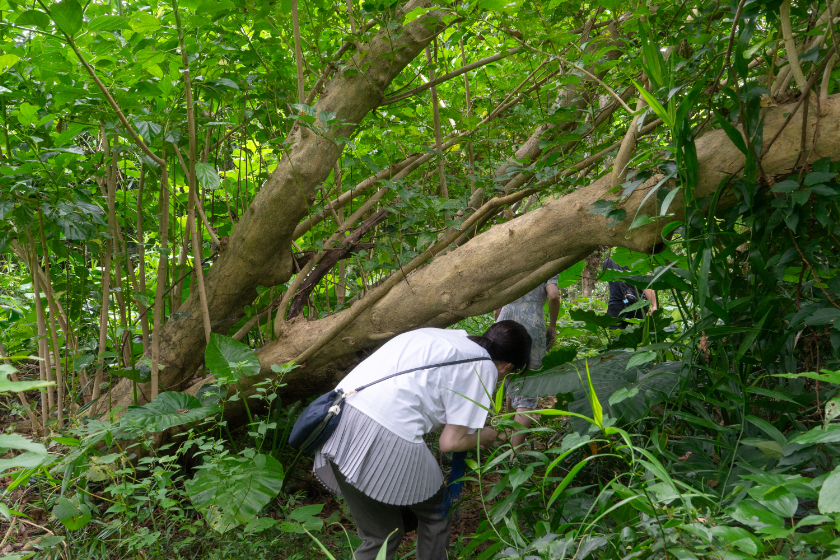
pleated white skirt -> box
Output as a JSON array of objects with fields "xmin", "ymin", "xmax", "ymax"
[{"xmin": 313, "ymin": 404, "xmax": 444, "ymax": 506}]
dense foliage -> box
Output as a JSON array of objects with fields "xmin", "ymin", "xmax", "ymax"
[{"xmin": 1, "ymin": 0, "xmax": 840, "ymax": 557}]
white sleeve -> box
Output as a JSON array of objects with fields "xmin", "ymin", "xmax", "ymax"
[{"xmin": 441, "ymin": 362, "xmax": 497, "ymax": 429}]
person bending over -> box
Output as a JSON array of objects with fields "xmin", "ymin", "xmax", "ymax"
[{"xmin": 312, "ymin": 321, "xmax": 532, "ymax": 560}]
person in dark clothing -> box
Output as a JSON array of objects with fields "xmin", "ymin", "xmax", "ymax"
[{"xmin": 602, "ymin": 257, "xmax": 657, "ymax": 329}]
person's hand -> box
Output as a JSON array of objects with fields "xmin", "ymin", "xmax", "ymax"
[
  {"xmin": 478, "ymin": 427, "xmax": 499, "ymax": 448},
  {"xmin": 546, "ymin": 327, "xmax": 557, "ymax": 348}
]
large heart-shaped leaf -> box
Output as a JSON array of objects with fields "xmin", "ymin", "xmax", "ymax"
[
  {"xmin": 52, "ymin": 497, "xmax": 91, "ymax": 530},
  {"xmin": 186, "ymin": 453, "xmax": 284, "ymax": 533},
  {"xmin": 50, "ymin": 0, "xmax": 83, "ymax": 37},
  {"xmin": 121, "ymin": 391, "xmax": 219, "ymax": 432},
  {"xmin": 205, "ymin": 333, "xmax": 261, "ymax": 383}
]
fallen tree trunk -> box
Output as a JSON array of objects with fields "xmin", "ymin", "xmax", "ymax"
[{"xmin": 211, "ymin": 94, "xmax": 840, "ymax": 421}]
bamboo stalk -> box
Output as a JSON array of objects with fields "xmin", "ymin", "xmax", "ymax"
[
  {"xmin": 151, "ymin": 157, "xmax": 171, "ymax": 400},
  {"xmin": 135, "ymin": 166, "xmax": 150, "ymax": 353},
  {"xmin": 36, "ymin": 209, "xmax": 64, "ymax": 428},
  {"xmin": 23, "ymin": 233, "xmax": 50, "ymax": 432},
  {"xmin": 91, "ymin": 144, "xmax": 116, "ymax": 408}
]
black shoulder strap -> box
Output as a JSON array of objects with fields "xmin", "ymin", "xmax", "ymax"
[{"xmin": 353, "ymin": 357, "xmax": 493, "ymax": 393}]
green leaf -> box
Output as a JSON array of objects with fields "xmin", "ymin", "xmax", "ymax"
[
  {"xmin": 0, "ymin": 434, "xmax": 47, "ymax": 455},
  {"xmin": 129, "ymin": 12, "xmax": 161, "ymax": 33},
  {"xmin": 195, "ymin": 163, "xmax": 221, "ymax": 190},
  {"xmin": 508, "ymin": 465, "xmax": 534, "ymax": 489},
  {"xmin": 569, "ymin": 308, "xmax": 618, "ymax": 331},
  {"xmin": 0, "ymin": 451, "xmax": 50, "ymax": 473},
  {"xmin": 818, "ymin": 466, "xmax": 840, "ymax": 514},
  {"xmin": 585, "ymin": 361, "xmax": 603, "ymax": 429},
  {"xmin": 804, "ymin": 172, "xmax": 836, "ymax": 186},
  {"xmin": 746, "ymin": 414, "xmax": 786, "ymax": 445},
  {"xmin": 87, "ymin": 14, "xmax": 127, "ymax": 31},
  {"xmin": 50, "ymin": 0, "xmax": 84, "ymax": 37},
  {"xmin": 748, "ymin": 486, "xmax": 798, "ymax": 517},
  {"xmin": 629, "ymin": 213, "xmax": 654, "ymax": 230},
  {"xmin": 729, "ymin": 502, "xmax": 784, "ymax": 529},
  {"xmin": 714, "ymin": 112, "xmax": 748, "ymax": 155},
  {"xmin": 205, "ymin": 333, "xmax": 261, "ymax": 383},
  {"xmin": 16, "ymin": 9, "xmax": 51, "ymax": 29},
  {"xmin": 16, "ymin": 102, "xmax": 39, "ymax": 127},
  {"xmin": 626, "ymin": 351, "xmax": 656, "ymax": 369},
  {"xmin": 789, "ymin": 424, "xmax": 840, "ymax": 445},
  {"xmin": 186, "ymin": 453, "xmax": 284, "ymax": 533},
  {"xmin": 52, "ymin": 497, "xmax": 91, "ymax": 530},
  {"xmin": 0, "ymin": 364, "xmax": 55, "ymax": 393},
  {"xmin": 0, "ymin": 54, "xmax": 19, "ymax": 74},
  {"xmin": 771, "ymin": 179, "xmax": 799, "ymax": 193},
  {"xmin": 633, "ymin": 80, "xmax": 673, "ymax": 129},
  {"xmin": 608, "ymin": 386, "xmax": 639, "ymax": 406},
  {"xmin": 121, "ymin": 391, "xmax": 220, "ymax": 432}
]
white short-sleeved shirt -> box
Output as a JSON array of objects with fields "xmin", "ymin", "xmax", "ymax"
[{"xmin": 337, "ymin": 328, "xmax": 498, "ymax": 443}]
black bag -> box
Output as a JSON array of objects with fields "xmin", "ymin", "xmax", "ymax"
[{"xmin": 288, "ymin": 357, "xmax": 492, "ymax": 456}]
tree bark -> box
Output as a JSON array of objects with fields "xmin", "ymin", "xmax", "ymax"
[{"xmin": 106, "ymin": 6, "xmax": 449, "ymax": 409}]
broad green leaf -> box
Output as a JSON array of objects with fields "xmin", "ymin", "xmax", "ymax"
[
  {"xmin": 804, "ymin": 172, "xmax": 836, "ymax": 185},
  {"xmin": 0, "ymin": 451, "xmax": 49, "ymax": 473},
  {"xmin": 130, "ymin": 12, "xmax": 161, "ymax": 33},
  {"xmin": 50, "ymin": 0, "xmax": 84, "ymax": 37},
  {"xmin": 15, "ymin": 10, "xmax": 51, "ymax": 29},
  {"xmin": 748, "ymin": 485, "xmax": 798, "ymax": 517},
  {"xmin": 818, "ymin": 466, "xmax": 840, "ymax": 514},
  {"xmin": 16, "ymin": 103, "xmax": 39, "ymax": 127},
  {"xmin": 52, "ymin": 497, "xmax": 91, "ymax": 530},
  {"xmin": 87, "ymin": 14, "xmax": 127, "ymax": 31},
  {"xmin": 608, "ymin": 386, "xmax": 639, "ymax": 406},
  {"xmin": 626, "ymin": 351, "xmax": 656, "ymax": 369},
  {"xmin": 0, "ymin": 364, "xmax": 55, "ymax": 393},
  {"xmin": 186, "ymin": 453, "xmax": 284, "ymax": 533},
  {"xmin": 121, "ymin": 391, "xmax": 219, "ymax": 432},
  {"xmin": 205, "ymin": 333, "xmax": 261, "ymax": 382},
  {"xmin": 728, "ymin": 502, "xmax": 784, "ymax": 529},
  {"xmin": 0, "ymin": 434, "xmax": 47, "ymax": 455},
  {"xmin": 195, "ymin": 163, "xmax": 221, "ymax": 190},
  {"xmin": 789, "ymin": 424, "xmax": 840, "ymax": 445},
  {"xmin": 0, "ymin": 54, "xmax": 19, "ymax": 74},
  {"xmin": 508, "ymin": 465, "xmax": 534, "ymax": 490}
]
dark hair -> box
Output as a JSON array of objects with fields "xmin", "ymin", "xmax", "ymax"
[{"xmin": 468, "ymin": 320, "xmax": 532, "ymax": 373}]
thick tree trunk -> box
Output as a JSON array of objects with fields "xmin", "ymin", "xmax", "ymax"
[
  {"xmin": 209, "ymin": 94, "xmax": 840, "ymax": 424},
  {"xmin": 107, "ymin": 5, "xmax": 447, "ymax": 409}
]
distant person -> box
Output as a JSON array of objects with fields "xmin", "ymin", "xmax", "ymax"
[
  {"xmin": 312, "ymin": 322, "xmax": 532, "ymax": 560},
  {"xmin": 602, "ymin": 257, "xmax": 657, "ymax": 329},
  {"xmin": 494, "ymin": 275, "xmax": 560, "ymax": 448}
]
